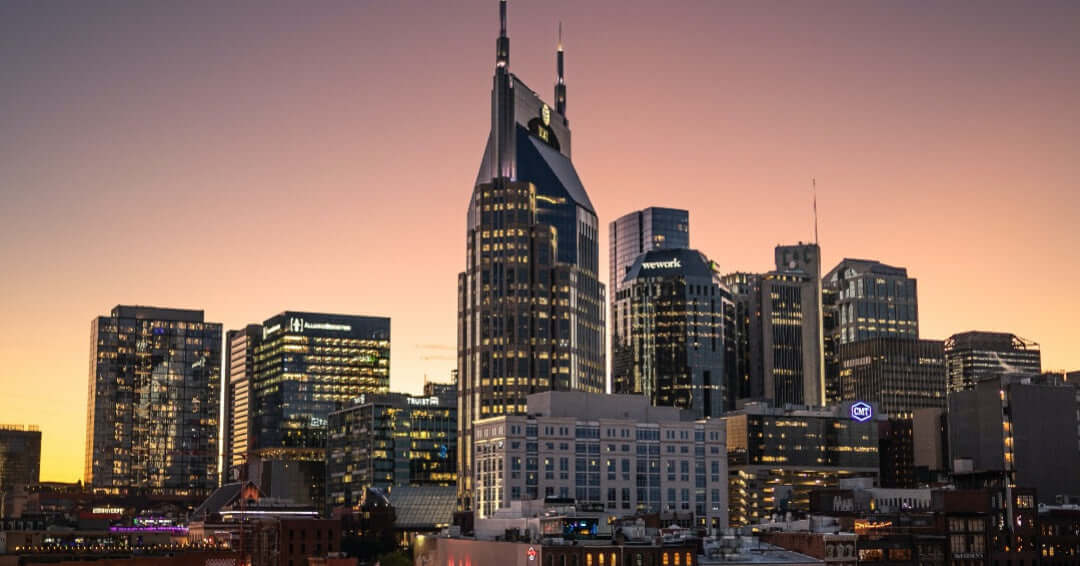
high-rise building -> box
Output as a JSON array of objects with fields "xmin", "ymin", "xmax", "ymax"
[
  {"xmin": 611, "ymin": 248, "xmax": 734, "ymax": 419},
  {"xmin": 223, "ymin": 324, "xmax": 262, "ymax": 482},
  {"xmin": 457, "ymin": 1, "xmax": 605, "ymax": 511},
  {"xmin": 720, "ymin": 272, "xmax": 764, "ymax": 407},
  {"xmin": 608, "ymin": 207, "xmax": 689, "ymax": 299},
  {"xmin": 944, "ymin": 331, "xmax": 1041, "ymax": 393},
  {"xmin": 85, "ymin": 305, "xmax": 222, "ymax": 496},
  {"xmin": 249, "ymin": 311, "xmax": 390, "ymax": 506},
  {"xmin": 823, "ymin": 259, "xmax": 920, "ymax": 404},
  {"xmin": 763, "ymin": 244, "xmax": 824, "ymax": 406},
  {"xmin": 719, "ymin": 244, "xmax": 824, "ymax": 408},
  {"xmin": 0, "ymin": 424, "xmax": 41, "ymax": 517},
  {"xmin": 724, "ymin": 401, "xmax": 881, "ymax": 525},
  {"xmin": 836, "ymin": 338, "xmax": 946, "ymax": 414},
  {"xmin": 326, "ymin": 385, "xmax": 457, "ymax": 508},
  {"xmin": 948, "ymin": 377, "xmax": 1080, "ymax": 503},
  {"xmin": 471, "ymin": 391, "xmax": 728, "ymax": 529},
  {"xmin": 824, "ymin": 259, "xmax": 919, "ymax": 346}
]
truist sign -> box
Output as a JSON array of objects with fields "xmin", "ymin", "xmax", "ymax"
[
  {"xmin": 850, "ymin": 401, "xmax": 873, "ymax": 422},
  {"xmin": 641, "ymin": 258, "xmax": 681, "ymax": 270}
]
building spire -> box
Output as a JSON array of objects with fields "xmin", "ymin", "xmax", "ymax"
[
  {"xmin": 555, "ymin": 21, "xmax": 567, "ymax": 116},
  {"xmin": 496, "ymin": 0, "xmax": 509, "ymax": 69}
]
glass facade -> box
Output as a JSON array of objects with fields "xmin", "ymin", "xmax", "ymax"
[
  {"xmin": 85, "ymin": 306, "xmax": 222, "ymax": 496},
  {"xmin": 326, "ymin": 386, "xmax": 457, "ymax": 508},
  {"xmin": 459, "ymin": 9, "xmax": 605, "ymax": 511},
  {"xmin": 608, "ymin": 207, "xmax": 689, "ymax": 297},
  {"xmin": 251, "ymin": 312, "xmax": 390, "ymax": 458},
  {"xmin": 943, "ymin": 331, "xmax": 1041, "ymax": 393},
  {"xmin": 836, "ymin": 338, "xmax": 946, "ymax": 414},
  {"xmin": 0, "ymin": 425, "xmax": 41, "ymax": 501},
  {"xmin": 611, "ymin": 248, "xmax": 734, "ymax": 419},
  {"xmin": 724, "ymin": 403, "xmax": 880, "ymax": 525}
]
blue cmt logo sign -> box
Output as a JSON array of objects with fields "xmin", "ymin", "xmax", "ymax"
[{"xmin": 850, "ymin": 401, "xmax": 873, "ymax": 422}]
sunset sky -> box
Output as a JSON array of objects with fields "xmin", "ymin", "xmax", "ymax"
[{"xmin": 1, "ymin": 0, "xmax": 1077, "ymax": 483}]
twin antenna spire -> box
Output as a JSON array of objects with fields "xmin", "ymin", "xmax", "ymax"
[{"xmin": 496, "ymin": 1, "xmax": 568, "ymax": 117}]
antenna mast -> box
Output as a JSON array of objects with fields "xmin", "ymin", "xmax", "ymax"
[{"xmin": 812, "ymin": 177, "xmax": 819, "ymax": 245}]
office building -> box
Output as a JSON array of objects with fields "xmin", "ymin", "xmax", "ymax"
[
  {"xmin": 249, "ymin": 311, "xmax": 390, "ymax": 506},
  {"xmin": 764, "ymin": 244, "xmax": 825, "ymax": 406},
  {"xmin": 718, "ymin": 244, "xmax": 824, "ymax": 409},
  {"xmin": 471, "ymin": 391, "xmax": 727, "ymax": 529},
  {"xmin": 609, "ymin": 207, "xmax": 689, "ymax": 298},
  {"xmin": 943, "ymin": 331, "xmax": 1041, "ymax": 393},
  {"xmin": 823, "ymin": 259, "xmax": 919, "ymax": 404},
  {"xmin": 835, "ymin": 338, "xmax": 946, "ymax": 414},
  {"xmin": 724, "ymin": 402, "xmax": 881, "ymax": 525},
  {"xmin": 223, "ymin": 324, "xmax": 262, "ymax": 482},
  {"xmin": 611, "ymin": 248, "xmax": 734, "ymax": 419},
  {"xmin": 458, "ymin": 1, "xmax": 605, "ymax": 511},
  {"xmin": 948, "ymin": 377, "xmax": 1080, "ymax": 503},
  {"xmin": 327, "ymin": 385, "xmax": 457, "ymax": 508},
  {"xmin": 720, "ymin": 272, "xmax": 764, "ymax": 407},
  {"xmin": 824, "ymin": 259, "xmax": 919, "ymax": 346},
  {"xmin": 1, "ymin": 425, "xmax": 41, "ymax": 518},
  {"xmin": 878, "ymin": 416, "xmax": 916, "ymax": 489},
  {"xmin": 84, "ymin": 306, "xmax": 222, "ymax": 496}
]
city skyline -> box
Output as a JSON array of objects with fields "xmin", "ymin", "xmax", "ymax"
[{"xmin": 2, "ymin": 0, "xmax": 1079, "ymax": 484}]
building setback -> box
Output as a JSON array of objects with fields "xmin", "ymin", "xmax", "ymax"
[
  {"xmin": 835, "ymin": 338, "xmax": 946, "ymax": 414},
  {"xmin": 457, "ymin": 0, "xmax": 605, "ymax": 512},
  {"xmin": 611, "ymin": 248, "xmax": 734, "ymax": 419},
  {"xmin": 248, "ymin": 311, "xmax": 390, "ymax": 506},
  {"xmin": 471, "ymin": 391, "xmax": 727, "ymax": 530},
  {"xmin": 944, "ymin": 331, "xmax": 1040, "ymax": 393},
  {"xmin": 326, "ymin": 383, "xmax": 457, "ymax": 508},
  {"xmin": 84, "ymin": 305, "xmax": 222, "ymax": 496}
]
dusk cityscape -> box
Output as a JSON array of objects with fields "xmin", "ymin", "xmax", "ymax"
[{"xmin": 1, "ymin": 1, "xmax": 1079, "ymax": 566}]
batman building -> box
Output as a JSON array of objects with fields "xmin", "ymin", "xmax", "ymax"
[{"xmin": 457, "ymin": 1, "xmax": 605, "ymax": 511}]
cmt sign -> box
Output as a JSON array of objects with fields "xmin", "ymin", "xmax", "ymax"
[{"xmin": 850, "ymin": 401, "xmax": 873, "ymax": 422}]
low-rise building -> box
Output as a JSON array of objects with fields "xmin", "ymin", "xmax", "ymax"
[{"xmin": 471, "ymin": 391, "xmax": 727, "ymax": 529}]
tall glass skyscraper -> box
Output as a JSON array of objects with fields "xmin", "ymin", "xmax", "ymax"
[
  {"xmin": 609, "ymin": 207, "xmax": 690, "ymax": 298},
  {"xmin": 457, "ymin": 0, "xmax": 605, "ymax": 511},
  {"xmin": 611, "ymin": 248, "xmax": 733, "ymax": 419},
  {"xmin": 85, "ymin": 306, "xmax": 222, "ymax": 496},
  {"xmin": 247, "ymin": 311, "xmax": 389, "ymax": 505}
]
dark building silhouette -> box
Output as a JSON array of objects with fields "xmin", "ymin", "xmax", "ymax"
[
  {"xmin": 457, "ymin": 0, "xmax": 605, "ymax": 511},
  {"xmin": 949, "ymin": 377, "xmax": 1080, "ymax": 504}
]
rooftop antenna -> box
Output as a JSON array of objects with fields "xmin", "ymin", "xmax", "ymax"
[{"xmin": 812, "ymin": 177, "xmax": 819, "ymax": 246}]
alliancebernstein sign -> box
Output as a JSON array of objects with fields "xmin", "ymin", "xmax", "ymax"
[
  {"xmin": 641, "ymin": 258, "xmax": 682, "ymax": 270},
  {"xmin": 264, "ymin": 317, "xmax": 353, "ymax": 338}
]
